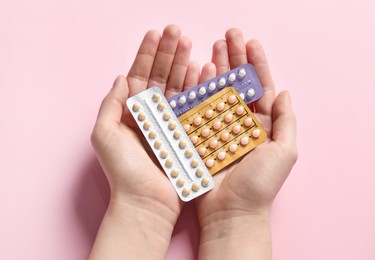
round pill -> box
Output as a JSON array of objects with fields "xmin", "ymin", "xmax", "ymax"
[
  {"xmin": 244, "ymin": 117, "xmax": 253, "ymax": 127},
  {"xmin": 201, "ymin": 177, "xmax": 211, "ymax": 187},
  {"xmin": 157, "ymin": 102, "xmax": 166, "ymax": 111},
  {"xmin": 227, "ymin": 95, "xmax": 236, "ymax": 104},
  {"xmin": 143, "ymin": 121, "xmax": 151, "ymax": 131},
  {"xmin": 232, "ymin": 125, "xmax": 241, "ymax": 134},
  {"xmin": 238, "ymin": 68, "xmax": 246, "ymax": 78},
  {"xmin": 201, "ymin": 128, "xmax": 210, "ymax": 138},
  {"xmin": 205, "ymin": 159, "xmax": 215, "ymax": 168},
  {"xmin": 185, "ymin": 149, "xmax": 193, "ymax": 158},
  {"xmin": 198, "ymin": 147, "xmax": 206, "ymax": 156},
  {"xmin": 192, "ymin": 183, "xmax": 200, "ymax": 192},
  {"xmin": 205, "ymin": 109, "xmax": 214, "ymax": 119},
  {"xmin": 190, "ymin": 136, "xmax": 198, "ymax": 145},
  {"xmin": 221, "ymin": 132, "xmax": 230, "ymax": 142},
  {"xmin": 228, "ymin": 73, "xmax": 236, "ymax": 82},
  {"xmin": 224, "ymin": 113, "xmax": 233, "ymax": 123},
  {"xmin": 209, "ymin": 139, "xmax": 218, "ymax": 149},
  {"xmin": 169, "ymin": 100, "xmax": 176, "ymax": 108},
  {"xmin": 177, "ymin": 178, "xmax": 185, "ymax": 187},
  {"xmin": 196, "ymin": 168, "xmax": 204, "ymax": 177},
  {"xmin": 168, "ymin": 121, "xmax": 176, "ymax": 130},
  {"xmin": 148, "ymin": 131, "xmax": 157, "ymax": 139},
  {"xmin": 229, "ymin": 143, "xmax": 238, "ymax": 153},
  {"xmin": 213, "ymin": 121, "xmax": 222, "ymax": 130},
  {"xmin": 193, "ymin": 117, "xmax": 202, "ymax": 126},
  {"xmin": 188, "ymin": 91, "xmax": 196, "ymax": 100},
  {"xmin": 179, "ymin": 95, "xmax": 186, "ymax": 105},
  {"xmin": 198, "ymin": 87, "xmax": 206, "ymax": 96},
  {"xmin": 173, "ymin": 130, "xmax": 182, "ymax": 140},
  {"xmin": 132, "ymin": 103, "xmax": 141, "ymax": 112},
  {"xmin": 217, "ymin": 151, "xmax": 226, "ymax": 160},
  {"xmin": 154, "ymin": 140, "xmax": 162, "ymax": 149},
  {"xmin": 138, "ymin": 112, "xmax": 146, "ymax": 121},
  {"xmin": 216, "ymin": 102, "xmax": 225, "ymax": 112},
  {"xmin": 240, "ymin": 136, "xmax": 249, "ymax": 146},
  {"xmin": 182, "ymin": 187, "xmax": 191, "ymax": 197},
  {"xmin": 247, "ymin": 88, "xmax": 255, "ymax": 98},
  {"xmin": 191, "ymin": 158, "xmax": 199, "ymax": 168},
  {"xmin": 208, "ymin": 82, "xmax": 216, "ymax": 92},
  {"xmin": 236, "ymin": 106, "xmax": 245, "ymax": 116},
  {"xmin": 170, "ymin": 169, "xmax": 179, "ymax": 178},
  {"xmin": 163, "ymin": 112, "xmax": 171, "ymax": 121},
  {"xmin": 152, "ymin": 93, "xmax": 160, "ymax": 102},
  {"xmin": 183, "ymin": 124, "xmax": 190, "ymax": 132},
  {"xmin": 239, "ymin": 93, "xmax": 245, "ymax": 100},
  {"xmin": 252, "ymin": 129, "xmax": 261, "ymax": 138},
  {"xmin": 160, "ymin": 150, "xmax": 168, "ymax": 159},
  {"xmin": 179, "ymin": 140, "xmax": 187, "ymax": 149},
  {"xmin": 218, "ymin": 77, "xmax": 226, "ymax": 87},
  {"xmin": 165, "ymin": 159, "xmax": 173, "ymax": 168}
]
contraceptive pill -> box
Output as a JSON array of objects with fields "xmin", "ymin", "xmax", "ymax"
[
  {"xmin": 178, "ymin": 87, "xmax": 267, "ymax": 175},
  {"xmin": 168, "ymin": 64, "xmax": 264, "ymax": 116},
  {"xmin": 126, "ymin": 87, "xmax": 215, "ymax": 201}
]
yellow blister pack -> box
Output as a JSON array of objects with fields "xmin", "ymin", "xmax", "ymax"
[{"xmin": 178, "ymin": 87, "xmax": 267, "ymax": 175}]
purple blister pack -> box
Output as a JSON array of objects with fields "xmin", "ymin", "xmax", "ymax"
[{"xmin": 167, "ymin": 64, "xmax": 263, "ymax": 117}]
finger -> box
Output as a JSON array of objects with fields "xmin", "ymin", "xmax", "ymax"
[
  {"xmin": 96, "ymin": 75, "xmax": 129, "ymax": 126},
  {"xmin": 164, "ymin": 36, "xmax": 192, "ymax": 98},
  {"xmin": 182, "ymin": 61, "xmax": 200, "ymax": 91},
  {"xmin": 127, "ymin": 30, "xmax": 161, "ymax": 97},
  {"xmin": 225, "ymin": 28, "xmax": 247, "ymax": 69},
  {"xmin": 147, "ymin": 24, "xmax": 181, "ymax": 92},
  {"xmin": 246, "ymin": 40, "xmax": 276, "ymax": 116},
  {"xmin": 271, "ymin": 91, "xmax": 297, "ymax": 156},
  {"xmin": 211, "ymin": 39, "xmax": 229, "ymax": 75},
  {"xmin": 199, "ymin": 62, "xmax": 216, "ymax": 83}
]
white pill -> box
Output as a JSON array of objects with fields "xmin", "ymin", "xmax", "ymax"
[
  {"xmin": 188, "ymin": 91, "xmax": 196, "ymax": 100},
  {"xmin": 205, "ymin": 159, "xmax": 215, "ymax": 168},
  {"xmin": 218, "ymin": 77, "xmax": 226, "ymax": 87},
  {"xmin": 201, "ymin": 128, "xmax": 210, "ymax": 138},
  {"xmin": 179, "ymin": 96, "xmax": 186, "ymax": 105},
  {"xmin": 232, "ymin": 125, "xmax": 241, "ymax": 134},
  {"xmin": 240, "ymin": 136, "xmax": 249, "ymax": 146},
  {"xmin": 198, "ymin": 87, "xmax": 206, "ymax": 96},
  {"xmin": 193, "ymin": 117, "xmax": 202, "ymax": 126},
  {"xmin": 244, "ymin": 117, "xmax": 253, "ymax": 127},
  {"xmin": 209, "ymin": 139, "xmax": 218, "ymax": 149},
  {"xmin": 221, "ymin": 132, "xmax": 230, "ymax": 142},
  {"xmin": 169, "ymin": 100, "xmax": 177, "ymax": 108},
  {"xmin": 190, "ymin": 136, "xmax": 198, "ymax": 144},
  {"xmin": 238, "ymin": 68, "xmax": 246, "ymax": 78},
  {"xmin": 239, "ymin": 93, "xmax": 245, "ymax": 100},
  {"xmin": 201, "ymin": 177, "xmax": 211, "ymax": 187},
  {"xmin": 216, "ymin": 102, "xmax": 225, "ymax": 112},
  {"xmin": 228, "ymin": 73, "xmax": 236, "ymax": 82},
  {"xmin": 208, "ymin": 82, "xmax": 216, "ymax": 92},
  {"xmin": 252, "ymin": 129, "xmax": 261, "ymax": 138},
  {"xmin": 217, "ymin": 151, "xmax": 226, "ymax": 160},
  {"xmin": 227, "ymin": 95, "xmax": 236, "ymax": 104},
  {"xmin": 212, "ymin": 121, "xmax": 222, "ymax": 130},
  {"xmin": 236, "ymin": 106, "xmax": 245, "ymax": 116},
  {"xmin": 224, "ymin": 113, "xmax": 233, "ymax": 123},
  {"xmin": 247, "ymin": 88, "xmax": 255, "ymax": 98},
  {"xmin": 198, "ymin": 147, "xmax": 206, "ymax": 156},
  {"xmin": 229, "ymin": 144, "xmax": 238, "ymax": 153},
  {"xmin": 205, "ymin": 109, "xmax": 214, "ymax": 119}
]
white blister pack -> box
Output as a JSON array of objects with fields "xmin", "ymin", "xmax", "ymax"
[{"xmin": 126, "ymin": 87, "xmax": 215, "ymax": 202}]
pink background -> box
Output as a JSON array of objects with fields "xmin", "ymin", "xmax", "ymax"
[{"xmin": 1, "ymin": 0, "xmax": 375, "ymax": 259}]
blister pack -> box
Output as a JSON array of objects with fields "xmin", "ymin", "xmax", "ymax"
[
  {"xmin": 168, "ymin": 64, "xmax": 263, "ymax": 117},
  {"xmin": 178, "ymin": 87, "xmax": 267, "ymax": 175},
  {"xmin": 126, "ymin": 87, "xmax": 215, "ymax": 201}
]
